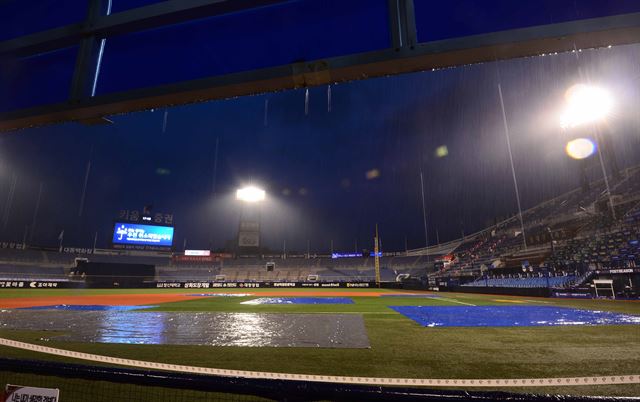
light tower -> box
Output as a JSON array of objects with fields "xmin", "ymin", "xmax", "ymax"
[
  {"xmin": 559, "ymin": 84, "xmax": 618, "ymax": 219},
  {"xmin": 236, "ymin": 186, "xmax": 265, "ymax": 254}
]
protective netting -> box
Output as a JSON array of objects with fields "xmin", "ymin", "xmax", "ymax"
[
  {"xmin": 0, "ymin": 372, "xmax": 271, "ymax": 402},
  {"xmin": 3, "ymin": 374, "xmax": 275, "ymax": 402},
  {"xmin": 1, "ymin": 358, "xmax": 638, "ymax": 402},
  {"xmin": 0, "ymin": 360, "xmax": 271, "ymax": 402}
]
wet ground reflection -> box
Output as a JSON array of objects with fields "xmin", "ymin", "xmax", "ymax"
[{"xmin": 0, "ymin": 310, "xmax": 370, "ymax": 348}]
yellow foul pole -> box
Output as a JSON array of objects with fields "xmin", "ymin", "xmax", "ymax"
[{"xmin": 374, "ymin": 224, "xmax": 381, "ymax": 287}]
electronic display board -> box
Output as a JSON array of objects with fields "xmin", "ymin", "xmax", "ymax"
[{"xmin": 112, "ymin": 222, "xmax": 174, "ymax": 248}]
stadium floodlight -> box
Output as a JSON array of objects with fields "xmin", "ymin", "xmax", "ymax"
[
  {"xmin": 559, "ymin": 83, "xmax": 617, "ymax": 219},
  {"xmin": 559, "ymin": 84, "xmax": 613, "ymax": 129},
  {"xmin": 236, "ymin": 186, "xmax": 266, "ymax": 203}
]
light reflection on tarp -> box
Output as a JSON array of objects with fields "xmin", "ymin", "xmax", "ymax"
[
  {"xmin": 97, "ymin": 310, "xmax": 165, "ymax": 344},
  {"xmin": 0, "ymin": 310, "xmax": 369, "ymax": 348},
  {"xmin": 241, "ymin": 297, "xmax": 354, "ymax": 305}
]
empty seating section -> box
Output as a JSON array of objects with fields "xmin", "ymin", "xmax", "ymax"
[
  {"xmin": 0, "ymin": 249, "xmax": 69, "ymax": 280},
  {"xmin": 0, "ymin": 249, "xmax": 50, "ymax": 265},
  {"xmin": 433, "ymin": 166, "xmax": 640, "ymax": 289},
  {"xmin": 442, "ymin": 234, "xmax": 517, "ymax": 276},
  {"xmin": 0, "ymin": 248, "xmax": 171, "ymax": 267},
  {"xmin": 550, "ymin": 227, "xmax": 640, "ymax": 269},
  {"xmin": 462, "ymin": 274, "xmax": 577, "ymax": 288},
  {"xmin": 152, "ymin": 255, "xmax": 426, "ymax": 282},
  {"xmin": 156, "ymin": 266, "xmax": 220, "ymax": 281},
  {"xmin": 0, "ymin": 264, "xmax": 67, "ymax": 280},
  {"xmin": 612, "ymin": 167, "xmax": 640, "ymax": 197}
]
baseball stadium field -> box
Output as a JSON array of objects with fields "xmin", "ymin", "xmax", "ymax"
[{"xmin": 0, "ymin": 288, "xmax": 638, "ymax": 398}]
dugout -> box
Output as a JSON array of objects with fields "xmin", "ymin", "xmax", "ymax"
[{"xmin": 593, "ymin": 269, "xmax": 640, "ymax": 299}]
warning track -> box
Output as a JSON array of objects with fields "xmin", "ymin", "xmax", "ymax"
[{"xmin": 0, "ymin": 290, "xmax": 423, "ymax": 309}]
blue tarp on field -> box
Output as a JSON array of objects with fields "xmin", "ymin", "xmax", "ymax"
[{"xmin": 390, "ymin": 305, "xmax": 640, "ymax": 327}]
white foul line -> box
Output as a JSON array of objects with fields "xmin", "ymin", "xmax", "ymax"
[
  {"xmin": 0, "ymin": 337, "xmax": 637, "ymax": 387},
  {"xmin": 436, "ymin": 297, "xmax": 476, "ymax": 306}
]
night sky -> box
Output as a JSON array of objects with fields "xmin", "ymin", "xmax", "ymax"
[{"xmin": 1, "ymin": 43, "xmax": 640, "ymax": 253}]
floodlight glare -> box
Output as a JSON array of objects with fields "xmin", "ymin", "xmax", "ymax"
[
  {"xmin": 565, "ymin": 138, "xmax": 596, "ymax": 160},
  {"xmin": 236, "ymin": 186, "xmax": 266, "ymax": 202},
  {"xmin": 560, "ymin": 84, "xmax": 612, "ymax": 129}
]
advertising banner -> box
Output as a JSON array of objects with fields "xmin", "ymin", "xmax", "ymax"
[
  {"xmin": 551, "ymin": 291, "xmax": 593, "ymax": 299},
  {"xmin": 185, "ymin": 250, "xmax": 210, "ymax": 256},
  {"xmin": 4, "ymin": 385, "xmax": 59, "ymax": 402},
  {"xmin": 154, "ymin": 281, "xmax": 375, "ymax": 289},
  {"xmin": 0, "ymin": 281, "xmax": 61, "ymax": 289}
]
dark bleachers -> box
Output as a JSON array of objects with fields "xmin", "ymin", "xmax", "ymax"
[
  {"xmin": 462, "ymin": 274, "xmax": 577, "ymax": 289},
  {"xmin": 0, "ymin": 264, "xmax": 67, "ymax": 281}
]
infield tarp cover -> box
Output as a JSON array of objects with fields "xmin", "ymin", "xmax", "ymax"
[
  {"xmin": 0, "ymin": 311, "xmax": 370, "ymax": 348},
  {"xmin": 390, "ymin": 305, "xmax": 640, "ymax": 327},
  {"xmin": 241, "ymin": 297, "xmax": 354, "ymax": 305}
]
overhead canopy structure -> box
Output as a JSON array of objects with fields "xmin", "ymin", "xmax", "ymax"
[{"xmin": 1, "ymin": 0, "xmax": 640, "ymax": 131}]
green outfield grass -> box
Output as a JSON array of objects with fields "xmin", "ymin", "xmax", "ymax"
[{"xmin": 0, "ymin": 288, "xmax": 639, "ymax": 397}]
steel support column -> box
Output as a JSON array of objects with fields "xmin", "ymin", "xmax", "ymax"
[
  {"xmin": 69, "ymin": 0, "xmax": 109, "ymax": 102},
  {"xmin": 388, "ymin": 0, "xmax": 417, "ymax": 50}
]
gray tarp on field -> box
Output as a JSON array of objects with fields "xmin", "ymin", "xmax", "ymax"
[{"xmin": 0, "ymin": 310, "xmax": 370, "ymax": 348}]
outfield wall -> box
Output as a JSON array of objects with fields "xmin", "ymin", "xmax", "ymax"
[
  {"xmin": 447, "ymin": 285, "xmax": 552, "ymax": 298},
  {"xmin": 0, "ymin": 279, "xmax": 604, "ymax": 299},
  {"xmin": 0, "ymin": 280, "xmax": 409, "ymax": 290},
  {"xmin": 0, "ymin": 279, "xmax": 573, "ymax": 297},
  {"xmin": 153, "ymin": 281, "xmax": 387, "ymax": 289}
]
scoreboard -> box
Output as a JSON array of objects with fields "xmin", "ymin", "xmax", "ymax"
[
  {"xmin": 113, "ymin": 209, "xmax": 175, "ymax": 250},
  {"xmin": 118, "ymin": 209, "xmax": 173, "ymax": 225},
  {"xmin": 112, "ymin": 222, "xmax": 174, "ymax": 248}
]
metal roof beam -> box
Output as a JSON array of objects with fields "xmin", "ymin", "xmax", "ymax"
[
  {"xmin": 0, "ymin": 0, "xmax": 290, "ymax": 57},
  {"xmin": 89, "ymin": 0, "xmax": 291, "ymax": 38},
  {"xmin": 2, "ymin": 11, "xmax": 640, "ymax": 131}
]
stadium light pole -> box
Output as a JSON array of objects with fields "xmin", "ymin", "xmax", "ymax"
[
  {"xmin": 498, "ymin": 84, "xmax": 527, "ymax": 250},
  {"xmin": 419, "ymin": 170, "xmax": 429, "ymax": 250},
  {"xmin": 236, "ymin": 186, "xmax": 266, "ymax": 253},
  {"xmin": 559, "ymin": 84, "xmax": 616, "ymax": 219}
]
